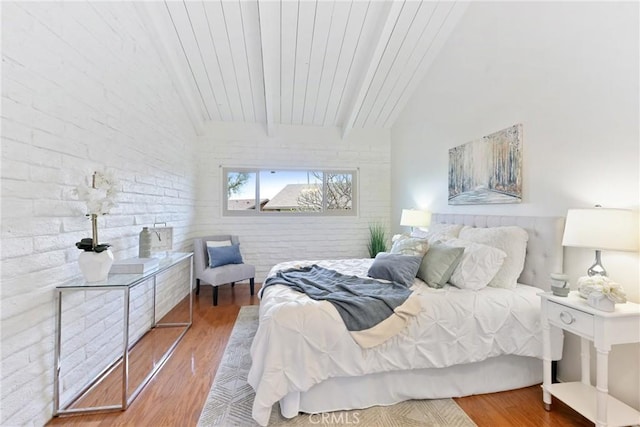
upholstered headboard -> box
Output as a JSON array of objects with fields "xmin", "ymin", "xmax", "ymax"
[{"xmin": 432, "ymin": 213, "xmax": 565, "ymax": 291}]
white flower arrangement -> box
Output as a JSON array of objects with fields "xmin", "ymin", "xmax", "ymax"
[
  {"xmin": 577, "ymin": 275, "xmax": 627, "ymax": 304},
  {"xmin": 74, "ymin": 169, "xmax": 119, "ymax": 252},
  {"xmin": 75, "ymin": 169, "xmax": 119, "ymax": 215}
]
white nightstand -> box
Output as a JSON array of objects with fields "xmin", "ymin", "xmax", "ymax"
[{"xmin": 540, "ymin": 291, "xmax": 640, "ymax": 427}]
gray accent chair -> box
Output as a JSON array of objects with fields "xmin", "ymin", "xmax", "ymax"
[{"xmin": 194, "ymin": 235, "xmax": 255, "ymax": 306}]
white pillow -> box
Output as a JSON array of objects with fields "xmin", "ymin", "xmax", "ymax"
[
  {"xmin": 445, "ymin": 238, "xmax": 507, "ymax": 290},
  {"xmin": 392, "ymin": 233, "xmax": 409, "ymax": 243},
  {"xmin": 390, "ymin": 235, "xmax": 429, "ymax": 257},
  {"xmin": 206, "ymin": 240, "xmax": 232, "ymax": 248},
  {"xmin": 422, "ymin": 223, "xmax": 464, "ymax": 244},
  {"xmin": 459, "ymin": 226, "xmax": 529, "ymax": 289},
  {"xmin": 409, "ymin": 229, "xmax": 428, "ymax": 239}
]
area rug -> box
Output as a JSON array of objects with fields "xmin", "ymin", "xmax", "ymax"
[{"xmin": 197, "ymin": 305, "xmax": 477, "ymax": 426}]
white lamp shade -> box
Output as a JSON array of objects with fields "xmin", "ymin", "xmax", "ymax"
[
  {"xmin": 562, "ymin": 208, "xmax": 638, "ymax": 252},
  {"xmin": 400, "ymin": 209, "xmax": 431, "ymax": 228}
]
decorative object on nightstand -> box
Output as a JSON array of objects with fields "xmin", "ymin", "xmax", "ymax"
[
  {"xmin": 577, "ymin": 275, "xmax": 627, "ymax": 312},
  {"xmin": 562, "ymin": 206, "xmax": 638, "ymax": 276},
  {"xmin": 550, "ymin": 273, "xmax": 570, "ymax": 297},
  {"xmin": 400, "ymin": 209, "xmax": 431, "ymax": 232},
  {"xmin": 74, "ymin": 169, "xmax": 119, "ymax": 282},
  {"xmin": 541, "ymin": 293, "xmax": 640, "ymax": 427}
]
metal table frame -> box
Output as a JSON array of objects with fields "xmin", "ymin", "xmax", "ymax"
[{"xmin": 53, "ymin": 252, "xmax": 193, "ymax": 416}]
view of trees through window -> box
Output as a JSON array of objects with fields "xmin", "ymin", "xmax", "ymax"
[{"xmin": 224, "ymin": 169, "xmax": 356, "ymax": 215}]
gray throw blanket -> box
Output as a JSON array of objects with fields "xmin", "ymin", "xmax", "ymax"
[{"xmin": 261, "ymin": 265, "xmax": 415, "ymax": 332}]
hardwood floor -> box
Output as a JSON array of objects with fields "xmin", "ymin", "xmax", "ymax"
[
  {"xmin": 48, "ymin": 283, "xmax": 591, "ymax": 427},
  {"xmin": 48, "ymin": 283, "xmax": 259, "ymax": 427},
  {"xmin": 455, "ymin": 385, "xmax": 591, "ymax": 426}
]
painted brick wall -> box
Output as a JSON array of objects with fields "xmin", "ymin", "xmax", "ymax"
[
  {"xmin": 1, "ymin": 2, "xmax": 393, "ymax": 424},
  {"xmin": 1, "ymin": 2, "xmax": 198, "ymax": 425},
  {"xmin": 195, "ymin": 122, "xmax": 392, "ymax": 282}
]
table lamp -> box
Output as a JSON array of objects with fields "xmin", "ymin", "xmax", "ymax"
[
  {"xmin": 562, "ymin": 206, "xmax": 638, "ymax": 276},
  {"xmin": 400, "ymin": 209, "xmax": 431, "ymax": 232}
]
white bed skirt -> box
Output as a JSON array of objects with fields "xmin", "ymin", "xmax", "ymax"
[{"xmin": 280, "ymin": 355, "xmax": 542, "ymax": 418}]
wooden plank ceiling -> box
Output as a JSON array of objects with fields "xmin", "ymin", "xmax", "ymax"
[{"xmin": 139, "ymin": 0, "xmax": 468, "ymax": 136}]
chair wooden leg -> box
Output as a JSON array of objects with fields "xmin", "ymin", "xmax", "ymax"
[
  {"xmin": 213, "ymin": 286, "xmax": 218, "ymax": 306},
  {"xmin": 196, "ymin": 279, "xmax": 200, "ymax": 295},
  {"xmin": 231, "ymin": 282, "xmax": 235, "ymax": 288},
  {"xmin": 250, "ymin": 278, "xmax": 255, "ymax": 296}
]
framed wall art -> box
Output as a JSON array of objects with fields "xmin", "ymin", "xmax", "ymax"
[{"xmin": 448, "ymin": 123, "xmax": 523, "ymax": 205}]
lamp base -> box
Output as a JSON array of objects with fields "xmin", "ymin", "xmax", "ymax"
[{"xmin": 587, "ymin": 250, "xmax": 607, "ymax": 277}]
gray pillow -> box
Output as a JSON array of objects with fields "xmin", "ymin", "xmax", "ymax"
[
  {"xmin": 367, "ymin": 253, "xmax": 422, "ymax": 287},
  {"xmin": 417, "ymin": 243, "xmax": 465, "ymax": 288}
]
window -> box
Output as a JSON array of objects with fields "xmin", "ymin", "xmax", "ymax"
[{"xmin": 223, "ymin": 168, "xmax": 357, "ymax": 216}]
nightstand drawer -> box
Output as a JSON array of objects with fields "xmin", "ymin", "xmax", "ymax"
[{"xmin": 547, "ymin": 301, "xmax": 594, "ymax": 338}]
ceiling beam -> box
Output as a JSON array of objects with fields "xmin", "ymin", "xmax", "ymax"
[
  {"xmin": 340, "ymin": 0, "xmax": 404, "ymax": 139},
  {"xmin": 257, "ymin": 0, "xmax": 278, "ymax": 136},
  {"xmin": 134, "ymin": 2, "xmax": 205, "ymax": 135}
]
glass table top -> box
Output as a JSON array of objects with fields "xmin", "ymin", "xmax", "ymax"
[{"xmin": 57, "ymin": 252, "xmax": 192, "ymax": 289}]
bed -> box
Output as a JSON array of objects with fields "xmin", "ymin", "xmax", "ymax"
[{"xmin": 248, "ymin": 214, "xmax": 565, "ymax": 426}]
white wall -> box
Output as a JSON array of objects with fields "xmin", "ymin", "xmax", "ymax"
[
  {"xmin": 1, "ymin": 3, "xmax": 198, "ymax": 425},
  {"xmin": 391, "ymin": 1, "xmax": 639, "ymax": 410},
  {"xmin": 3, "ymin": 0, "xmax": 637, "ymax": 423},
  {"xmin": 195, "ymin": 122, "xmax": 392, "ymax": 281}
]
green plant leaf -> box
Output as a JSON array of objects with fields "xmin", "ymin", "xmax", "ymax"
[{"xmin": 367, "ymin": 223, "xmax": 387, "ymax": 258}]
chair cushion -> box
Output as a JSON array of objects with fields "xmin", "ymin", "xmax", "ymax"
[
  {"xmin": 207, "ymin": 244, "xmax": 243, "ymax": 268},
  {"xmin": 200, "ymin": 263, "xmax": 256, "ymax": 286}
]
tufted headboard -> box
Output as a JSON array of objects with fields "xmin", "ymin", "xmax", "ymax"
[{"xmin": 432, "ymin": 213, "xmax": 565, "ymax": 291}]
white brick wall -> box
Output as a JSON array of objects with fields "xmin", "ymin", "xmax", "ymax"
[
  {"xmin": 195, "ymin": 122, "xmax": 392, "ymax": 282},
  {"xmin": 1, "ymin": 3, "xmax": 198, "ymax": 425},
  {"xmin": 1, "ymin": 3, "xmax": 393, "ymax": 425}
]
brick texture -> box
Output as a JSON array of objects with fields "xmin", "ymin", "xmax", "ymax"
[
  {"xmin": 1, "ymin": 2, "xmax": 392, "ymax": 425},
  {"xmin": 1, "ymin": 3, "xmax": 197, "ymax": 425},
  {"xmin": 195, "ymin": 122, "xmax": 391, "ymax": 282}
]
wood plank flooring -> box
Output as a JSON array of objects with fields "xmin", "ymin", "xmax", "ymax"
[{"xmin": 48, "ymin": 283, "xmax": 591, "ymax": 426}]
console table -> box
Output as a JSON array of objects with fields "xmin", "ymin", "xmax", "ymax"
[
  {"xmin": 53, "ymin": 252, "xmax": 193, "ymax": 416},
  {"xmin": 541, "ymin": 291, "xmax": 640, "ymax": 427}
]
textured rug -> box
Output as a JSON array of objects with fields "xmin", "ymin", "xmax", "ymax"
[{"xmin": 197, "ymin": 305, "xmax": 477, "ymax": 426}]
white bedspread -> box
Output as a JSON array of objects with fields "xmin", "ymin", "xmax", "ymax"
[{"xmin": 248, "ymin": 259, "xmax": 546, "ymax": 426}]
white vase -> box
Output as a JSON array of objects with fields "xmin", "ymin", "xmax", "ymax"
[
  {"xmin": 587, "ymin": 291, "xmax": 615, "ymax": 312},
  {"xmin": 78, "ymin": 249, "xmax": 114, "ymax": 282}
]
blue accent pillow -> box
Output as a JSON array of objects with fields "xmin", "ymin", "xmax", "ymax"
[
  {"xmin": 207, "ymin": 243, "xmax": 243, "ymax": 268},
  {"xmin": 367, "ymin": 252, "xmax": 422, "ymax": 287}
]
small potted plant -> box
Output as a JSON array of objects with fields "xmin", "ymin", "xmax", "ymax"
[{"xmin": 367, "ymin": 223, "xmax": 387, "ymax": 258}]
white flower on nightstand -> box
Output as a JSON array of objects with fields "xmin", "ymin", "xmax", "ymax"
[{"xmin": 577, "ymin": 275, "xmax": 627, "ymax": 304}]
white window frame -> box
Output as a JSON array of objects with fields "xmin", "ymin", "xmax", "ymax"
[{"xmin": 223, "ymin": 167, "xmax": 358, "ymax": 217}]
